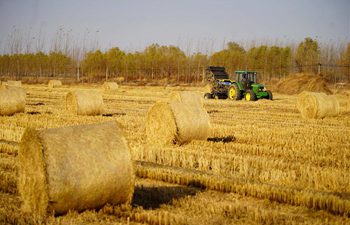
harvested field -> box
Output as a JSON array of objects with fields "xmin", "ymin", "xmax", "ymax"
[{"xmin": 0, "ymin": 83, "xmax": 349, "ymax": 224}]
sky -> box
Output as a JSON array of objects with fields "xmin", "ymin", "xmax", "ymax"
[{"xmin": 0, "ymin": 0, "xmax": 349, "ymax": 54}]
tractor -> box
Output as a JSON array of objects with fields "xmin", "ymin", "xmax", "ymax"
[{"xmin": 204, "ymin": 67, "xmax": 273, "ymax": 101}]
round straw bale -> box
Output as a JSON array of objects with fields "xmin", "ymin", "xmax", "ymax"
[
  {"xmin": 18, "ymin": 121, "xmax": 134, "ymax": 221},
  {"xmin": 297, "ymin": 91, "xmax": 339, "ymax": 119},
  {"xmin": 0, "ymin": 86, "xmax": 26, "ymax": 115},
  {"xmin": 146, "ymin": 101, "xmax": 211, "ymax": 145},
  {"xmin": 6, "ymin": 80, "xmax": 22, "ymax": 87},
  {"xmin": 170, "ymin": 91, "xmax": 203, "ymax": 107},
  {"xmin": 103, "ymin": 82, "xmax": 119, "ymax": 91},
  {"xmin": 48, "ymin": 80, "xmax": 62, "ymax": 88},
  {"xmin": 116, "ymin": 77, "xmax": 125, "ymax": 83},
  {"xmin": 66, "ymin": 89, "xmax": 104, "ymax": 115}
]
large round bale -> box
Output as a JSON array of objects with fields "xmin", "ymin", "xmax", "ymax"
[
  {"xmin": 103, "ymin": 82, "xmax": 119, "ymax": 91},
  {"xmin": 146, "ymin": 101, "xmax": 211, "ymax": 145},
  {"xmin": 18, "ymin": 121, "xmax": 134, "ymax": 221},
  {"xmin": 6, "ymin": 80, "xmax": 22, "ymax": 87},
  {"xmin": 0, "ymin": 86, "xmax": 26, "ymax": 115},
  {"xmin": 297, "ymin": 91, "xmax": 339, "ymax": 119},
  {"xmin": 66, "ymin": 89, "xmax": 104, "ymax": 115},
  {"xmin": 170, "ymin": 91, "xmax": 204, "ymax": 107},
  {"xmin": 48, "ymin": 80, "xmax": 62, "ymax": 88}
]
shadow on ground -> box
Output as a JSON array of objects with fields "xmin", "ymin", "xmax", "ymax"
[
  {"xmin": 207, "ymin": 135, "xmax": 235, "ymax": 143},
  {"xmin": 132, "ymin": 185, "xmax": 199, "ymax": 209}
]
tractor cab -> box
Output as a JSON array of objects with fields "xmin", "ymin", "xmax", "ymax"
[
  {"xmin": 235, "ymin": 70, "xmax": 257, "ymax": 84},
  {"xmin": 235, "ymin": 70, "xmax": 264, "ymax": 92}
]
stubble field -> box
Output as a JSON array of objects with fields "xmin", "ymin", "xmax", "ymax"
[{"xmin": 0, "ymin": 83, "xmax": 350, "ymax": 225}]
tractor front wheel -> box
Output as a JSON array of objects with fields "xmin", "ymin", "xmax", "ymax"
[
  {"xmin": 204, "ymin": 93, "xmax": 212, "ymax": 99},
  {"xmin": 245, "ymin": 90, "xmax": 257, "ymax": 101},
  {"xmin": 227, "ymin": 84, "xmax": 242, "ymax": 100},
  {"xmin": 266, "ymin": 90, "xmax": 273, "ymax": 100}
]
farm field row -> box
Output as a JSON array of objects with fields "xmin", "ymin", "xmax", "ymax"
[{"xmin": 0, "ymin": 84, "xmax": 349, "ymax": 224}]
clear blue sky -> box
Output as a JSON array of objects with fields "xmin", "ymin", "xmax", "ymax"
[{"xmin": 0, "ymin": 0, "xmax": 349, "ymax": 54}]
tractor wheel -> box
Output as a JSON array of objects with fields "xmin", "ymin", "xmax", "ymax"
[
  {"xmin": 214, "ymin": 94, "xmax": 220, "ymax": 100},
  {"xmin": 266, "ymin": 90, "xmax": 273, "ymax": 100},
  {"xmin": 204, "ymin": 93, "xmax": 212, "ymax": 99},
  {"xmin": 245, "ymin": 90, "xmax": 257, "ymax": 101},
  {"xmin": 227, "ymin": 84, "xmax": 242, "ymax": 100}
]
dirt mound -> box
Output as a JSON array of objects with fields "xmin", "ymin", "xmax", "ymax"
[{"xmin": 275, "ymin": 73, "xmax": 332, "ymax": 95}]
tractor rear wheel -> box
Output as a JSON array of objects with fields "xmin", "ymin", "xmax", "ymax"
[
  {"xmin": 266, "ymin": 90, "xmax": 273, "ymax": 100},
  {"xmin": 204, "ymin": 93, "xmax": 212, "ymax": 99},
  {"xmin": 227, "ymin": 84, "xmax": 242, "ymax": 100},
  {"xmin": 245, "ymin": 90, "xmax": 257, "ymax": 101}
]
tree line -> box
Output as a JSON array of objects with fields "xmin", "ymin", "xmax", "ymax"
[{"xmin": 0, "ymin": 38, "xmax": 349, "ymax": 83}]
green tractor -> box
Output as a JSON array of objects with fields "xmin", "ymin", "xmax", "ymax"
[{"xmin": 204, "ymin": 67, "xmax": 273, "ymax": 101}]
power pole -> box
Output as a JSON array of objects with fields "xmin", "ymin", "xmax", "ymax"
[
  {"xmin": 318, "ymin": 63, "xmax": 321, "ymax": 75},
  {"xmin": 77, "ymin": 62, "xmax": 80, "ymax": 81}
]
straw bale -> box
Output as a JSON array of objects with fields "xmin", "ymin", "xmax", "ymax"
[
  {"xmin": 66, "ymin": 89, "xmax": 104, "ymax": 115},
  {"xmin": 48, "ymin": 80, "xmax": 62, "ymax": 88},
  {"xmin": 170, "ymin": 91, "xmax": 203, "ymax": 107},
  {"xmin": 0, "ymin": 86, "xmax": 26, "ymax": 115},
  {"xmin": 18, "ymin": 121, "xmax": 134, "ymax": 221},
  {"xmin": 103, "ymin": 82, "xmax": 119, "ymax": 91},
  {"xmin": 116, "ymin": 77, "xmax": 125, "ymax": 83},
  {"xmin": 6, "ymin": 80, "xmax": 22, "ymax": 87},
  {"xmin": 297, "ymin": 91, "xmax": 339, "ymax": 119},
  {"xmin": 146, "ymin": 101, "xmax": 211, "ymax": 145}
]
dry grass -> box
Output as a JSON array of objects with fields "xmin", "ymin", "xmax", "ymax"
[{"xmin": 0, "ymin": 83, "xmax": 349, "ymax": 224}]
